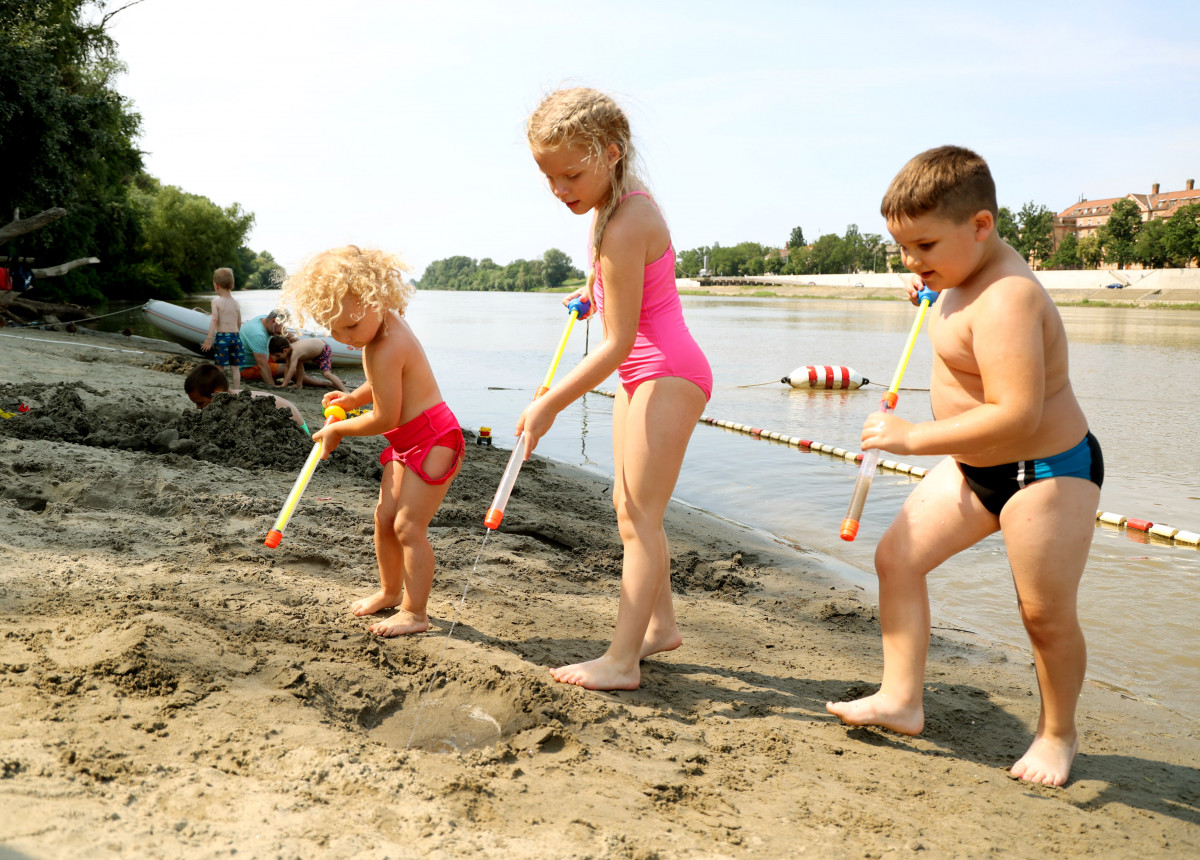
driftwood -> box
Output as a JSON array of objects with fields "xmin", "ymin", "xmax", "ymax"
[
  {"xmin": 0, "ymin": 295, "xmax": 92, "ymax": 323},
  {"xmin": 0, "ymin": 208, "xmax": 66, "ymax": 244},
  {"xmin": 31, "ymin": 256, "xmax": 101, "ymax": 278}
]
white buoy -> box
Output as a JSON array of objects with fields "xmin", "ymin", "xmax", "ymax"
[{"xmin": 782, "ymin": 365, "xmax": 868, "ymax": 390}]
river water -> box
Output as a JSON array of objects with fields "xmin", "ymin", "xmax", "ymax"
[{"xmin": 108, "ymin": 290, "xmax": 1200, "ymax": 720}]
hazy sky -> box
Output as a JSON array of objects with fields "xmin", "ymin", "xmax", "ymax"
[{"xmin": 106, "ymin": 0, "xmax": 1200, "ymax": 277}]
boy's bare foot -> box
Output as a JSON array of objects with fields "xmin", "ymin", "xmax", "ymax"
[
  {"xmin": 550, "ymin": 656, "xmax": 640, "ymax": 691},
  {"xmin": 1009, "ymin": 734, "xmax": 1078, "ymax": 787},
  {"xmin": 639, "ymin": 627, "xmax": 682, "ymax": 660},
  {"xmin": 367, "ymin": 608, "xmax": 429, "ymax": 638},
  {"xmin": 825, "ymin": 692, "xmax": 925, "ymax": 735},
  {"xmin": 351, "ymin": 590, "xmax": 401, "ymax": 617}
]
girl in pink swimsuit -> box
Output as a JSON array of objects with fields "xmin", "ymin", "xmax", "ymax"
[{"xmin": 518, "ymin": 87, "xmax": 712, "ymax": 692}]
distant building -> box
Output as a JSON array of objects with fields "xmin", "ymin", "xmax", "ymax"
[{"xmin": 1055, "ymin": 179, "xmax": 1199, "ymax": 245}]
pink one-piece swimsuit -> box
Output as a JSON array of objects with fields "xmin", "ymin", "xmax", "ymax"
[{"xmin": 592, "ymin": 191, "xmax": 713, "ymax": 400}]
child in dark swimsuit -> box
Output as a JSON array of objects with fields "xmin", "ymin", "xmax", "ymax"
[
  {"xmin": 826, "ymin": 147, "xmax": 1102, "ymax": 788},
  {"xmin": 280, "ymin": 246, "xmax": 464, "ymax": 638},
  {"xmin": 517, "ymin": 87, "xmax": 712, "ymax": 692}
]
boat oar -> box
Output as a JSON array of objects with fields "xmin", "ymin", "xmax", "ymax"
[
  {"xmin": 264, "ymin": 404, "xmax": 347, "ymax": 548},
  {"xmin": 840, "ymin": 285, "xmax": 938, "ymax": 541},
  {"xmin": 485, "ymin": 296, "xmax": 589, "ymax": 530}
]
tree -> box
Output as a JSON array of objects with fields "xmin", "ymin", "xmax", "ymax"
[
  {"xmin": 1162, "ymin": 204, "xmax": 1200, "ymax": 268},
  {"xmin": 541, "ymin": 248, "xmax": 581, "ymax": 287},
  {"xmin": 1099, "ymin": 198, "xmax": 1142, "ymax": 269},
  {"xmin": 1078, "ymin": 235, "xmax": 1104, "ymax": 269},
  {"xmin": 133, "ymin": 180, "xmax": 254, "ymax": 295},
  {"xmin": 996, "ymin": 207, "xmax": 1019, "ymax": 247},
  {"xmin": 1133, "ymin": 218, "xmax": 1169, "ymax": 269},
  {"xmin": 1016, "ymin": 202, "xmax": 1055, "ymax": 267},
  {"xmin": 788, "ymin": 226, "xmax": 806, "ymax": 249},
  {"xmin": 1046, "ymin": 233, "xmax": 1081, "ymax": 270}
]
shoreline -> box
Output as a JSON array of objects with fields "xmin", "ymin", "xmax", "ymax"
[{"xmin": 1, "ymin": 328, "xmax": 1198, "ymax": 857}]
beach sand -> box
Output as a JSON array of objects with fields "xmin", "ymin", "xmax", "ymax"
[{"xmin": 1, "ymin": 327, "xmax": 1197, "ymax": 859}]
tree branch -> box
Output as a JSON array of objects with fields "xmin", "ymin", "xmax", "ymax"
[
  {"xmin": 100, "ymin": 0, "xmax": 150, "ymax": 28},
  {"xmin": 32, "ymin": 257, "xmax": 102, "ymax": 278},
  {"xmin": 0, "ymin": 208, "xmax": 67, "ymax": 244}
]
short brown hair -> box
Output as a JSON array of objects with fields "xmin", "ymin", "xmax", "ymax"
[
  {"xmin": 185, "ymin": 364, "xmax": 229, "ymax": 397},
  {"xmin": 881, "ymin": 146, "xmax": 997, "ymax": 224},
  {"xmin": 213, "ymin": 267, "xmax": 235, "ymax": 290},
  {"xmin": 268, "ymin": 335, "xmax": 291, "ymax": 355}
]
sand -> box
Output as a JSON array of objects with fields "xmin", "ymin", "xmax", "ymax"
[{"xmin": 0, "ymin": 327, "xmax": 1197, "ymax": 859}]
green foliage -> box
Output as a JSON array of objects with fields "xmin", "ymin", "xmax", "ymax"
[
  {"xmin": 0, "ymin": 0, "xmax": 276, "ymax": 304},
  {"xmin": 1161, "ymin": 204, "xmax": 1200, "ymax": 268},
  {"xmin": 788, "ymin": 226, "xmax": 805, "ymax": 249},
  {"xmin": 238, "ymin": 246, "xmax": 285, "ymax": 291},
  {"xmin": 1046, "ymin": 232, "xmax": 1081, "ymax": 270},
  {"xmin": 996, "ymin": 207, "xmax": 1020, "ymax": 246},
  {"xmin": 1133, "ymin": 218, "xmax": 1169, "ymax": 269},
  {"xmin": 414, "ymin": 250, "xmax": 583, "ymax": 291},
  {"xmin": 1016, "ymin": 202, "xmax": 1055, "ymax": 266},
  {"xmin": 1099, "ymin": 198, "xmax": 1142, "ymax": 268},
  {"xmin": 1078, "ymin": 235, "xmax": 1104, "ymax": 269}
]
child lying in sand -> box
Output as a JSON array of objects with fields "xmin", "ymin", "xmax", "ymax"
[
  {"xmin": 280, "ymin": 245, "xmax": 463, "ymax": 638},
  {"xmin": 276, "ymin": 336, "xmax": 347, "ymax": 392},
  {"xmin": 184, "ymin": 363, "xmax": 308, "ymax": 433}
]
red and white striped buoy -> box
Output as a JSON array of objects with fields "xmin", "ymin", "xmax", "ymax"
[{"xmin": 782, "ymin": 365, "xmax": 868, "ymax": 390}]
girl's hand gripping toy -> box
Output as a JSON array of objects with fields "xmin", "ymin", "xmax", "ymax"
[
  {"xmin": 484, "ymin": 297, "xmax": 589, "ymax": 531},
  {"xmin": 840, "ymin": 285, "xmax": 937, "ymax": 542},
  {"xmin": 264, "ymin": 404, "xmax": 347, "ymax": 548}
]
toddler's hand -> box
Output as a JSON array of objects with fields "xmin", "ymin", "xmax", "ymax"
[
  {"xmin": 515, "ymin": 398, "xmax": 556, "ymax": 459},
  {"xmin": 312, "ymin": 425, "xmax": 343, "ymax": 459}
]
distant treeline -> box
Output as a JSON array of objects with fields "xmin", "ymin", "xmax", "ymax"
[
  {"xmin": 414, "ymin": 249, "xmax": 584, "ymax": 291},
  {"xmin": 678, "ymin": 202, "xmax": 1200, "ymax": 277}
]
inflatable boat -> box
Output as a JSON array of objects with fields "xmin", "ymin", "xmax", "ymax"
[{"xmin": 142, "ymin": 300, "xmax": 361, "ymax": 367}]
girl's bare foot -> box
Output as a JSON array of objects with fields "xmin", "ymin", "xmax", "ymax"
[
  {"xmin": 550, "ymin": 655, "xmax": 640, "ymax": 691},
  {"xmin": 826, "ymin": 692, "xmax": 925, "ymax": 735},
  {"xmin": 1010, "ymin": 733, "xmax": 1078, "ymax": 787},
  {"xmin": 639, "ymin": 627, "xmax": 682, "ymax": 660},
  {"xmin": 351, "ymin": 590, "xmax": 401, "ymax": 617},
  {"xmin": 368, "ymin": 608, "xmax": 429, "ymax": 638}
]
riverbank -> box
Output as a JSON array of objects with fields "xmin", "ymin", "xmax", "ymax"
[
  {"xmin": 1, "ymin": 328, "xmax": 1198, "ymax": 858},
  {"xmin": 677, "ymin": 275, "xmax": 1200, "ymax": 307}
]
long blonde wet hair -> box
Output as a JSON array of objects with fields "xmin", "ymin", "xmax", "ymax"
[
  {"xmin": 280, "ymin": 245, "xmax": 413, "ymax": 331},
  {"xmin": 527, "ymin": 87, "xmax": 646, "ymax": 290}
]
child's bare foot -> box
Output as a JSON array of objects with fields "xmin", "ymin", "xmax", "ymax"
[
  {"xmin": 550, "ymin": 655, "xmax": 640, "ymax": 691},
  {"xmin": 367, "ymin": 608, "xmax": 429, "ymax": 638},
  {"xmin": 639, "ymin": 627, "xmax": 682, "ymax": 660},
  {"xmin": 826, "ymin": 692, "xmax": 924, "ymax": 735},
  {"xmin": 1009, "ymin": 733, "xmax": 1078, "ymax": 787},
  {"xmin": 351, "ymin": 590, "xmax": 401, "ymax": 617}
]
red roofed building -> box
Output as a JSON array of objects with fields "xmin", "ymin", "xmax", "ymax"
[{"xmin": 1055, "ymin": 179, "xmax": 1199, "ymax": 245}]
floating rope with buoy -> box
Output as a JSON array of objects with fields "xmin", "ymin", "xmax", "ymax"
[{"xmin": 587, "ymin": 387, "xmax": 1200, "ymax": 551}]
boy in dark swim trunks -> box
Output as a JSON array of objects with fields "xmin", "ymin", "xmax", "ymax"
[
  {"xmin": 280, "ymin": 246, "xmax": 463, "ymax": 638},
  {"xmin": 826, "ymin": 146, "xmax": 1102, "ymax": 788}
]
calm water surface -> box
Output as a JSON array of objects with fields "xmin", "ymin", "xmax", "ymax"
[{"xmin": 123, "ymin": 291, "xmax": 1200, "ymax": 720}]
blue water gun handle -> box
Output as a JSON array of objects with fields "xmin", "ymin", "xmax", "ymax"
[
  {"xmin": 917, "ymin": 284, "xmax": 938, "ymax": 305},
  {"xmin": 567, "ymin": 296, "xmax": 591, "ymax": 318}
]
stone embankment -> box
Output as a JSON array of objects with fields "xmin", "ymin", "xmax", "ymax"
[{"xmin": 680, "ymin": 269, "xmax": 1200, "ymax": 305}]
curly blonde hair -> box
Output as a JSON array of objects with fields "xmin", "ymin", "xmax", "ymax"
[
  {"xmin": 280, "ymin": 245, "xmax": 413, "ymax": 331},
  {"xmin": 527, "ymin": 87, "xmax": 647, "ymax": 290}
]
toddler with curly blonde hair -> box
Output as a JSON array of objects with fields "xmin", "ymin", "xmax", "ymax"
[{"xmin": 281, "ymin": 245, "xmax": 464, "ymax": 637}]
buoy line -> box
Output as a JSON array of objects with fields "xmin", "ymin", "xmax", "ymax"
[{"xmin": 589, "ymin": 388, "xmax": 1200, "ymax": 551}]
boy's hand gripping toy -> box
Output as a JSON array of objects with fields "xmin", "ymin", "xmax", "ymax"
[
  {"xmin": 840, "ymin": 285, "xmax": 938, "ymax": 542},
  {"xmin": 264, "ymin": 404, "xmax": 347, "ymax": 548},
  {"xmin": 484, "ymin": 297, "xmax": 589, "ymax": 531}
]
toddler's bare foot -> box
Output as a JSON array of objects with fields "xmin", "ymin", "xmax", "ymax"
[
  {"xmin": 351, "ymin": 590, "xmax": 401, "ymax": 617},
  {"xmin": 368, "ymin": 608, "xmax": 429, "ymax": 638},
  {"xmin": 826, "ymin": 692, "xmax": 924, "ymax": 735},
  {"xmin": 639, "ymin": 627, "xmax": 682, "ymax": 660},
  {"xmin": 1010, "ymin": 733, "xmax": 1078, "ymax": 787},
  {"xmin": 550, "ymin": 655, "xmax": 640, "ymax": 691}
]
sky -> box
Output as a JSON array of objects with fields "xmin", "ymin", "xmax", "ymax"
[{"xmin": 105, "ymin": 0, "xmax": 1200, "ymax": 278}]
